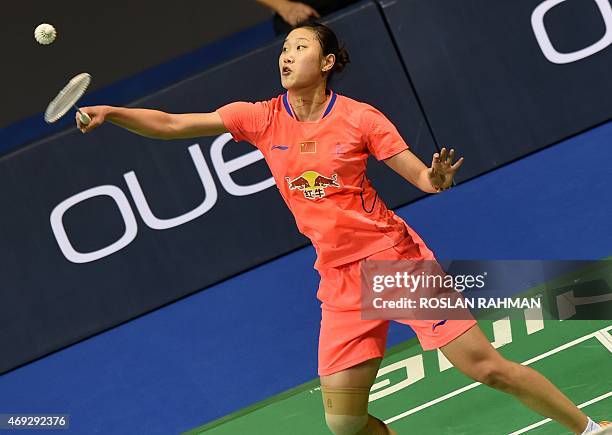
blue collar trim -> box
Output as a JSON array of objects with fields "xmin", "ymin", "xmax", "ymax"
[
  {"xmin": 322, "ymin": 90, "xmax": 337, "ymax": 119},
  {"xmin": 282, "ymin": 93, "xmax": 294, "ymax": 118}
]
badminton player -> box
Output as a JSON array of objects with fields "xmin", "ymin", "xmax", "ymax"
[{"xmin": 76, "ymin": 23, "xmax": 609, "ymax": 435}]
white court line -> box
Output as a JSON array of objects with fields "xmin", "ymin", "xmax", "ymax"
[
  {"xmin": 385, "ymin": 325, "xmax": 612, "ymax": 425},
  {"xmin": 508, "ymin": 391, "xmax": 612, "ymax": 435},
  {"xmin": 595, "ymin": 330, "xmax": 612, "ymax": 353}
]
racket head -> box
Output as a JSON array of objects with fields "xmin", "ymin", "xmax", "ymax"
[{"xmin": 44, "ymin": 73, "xmax": 91, "ymax": 124}]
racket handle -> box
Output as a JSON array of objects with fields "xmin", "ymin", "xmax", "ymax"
[{"xmin": 79, "ymin": 111, "xmax": 91, "ymax": 125}]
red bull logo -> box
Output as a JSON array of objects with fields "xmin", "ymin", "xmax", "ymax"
[{"xmin": 285, "ymin": 170, "xmax": 341, "ymax": 200}]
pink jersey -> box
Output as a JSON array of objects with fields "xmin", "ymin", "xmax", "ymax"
[{"xmin": 217, "ymin": 91, "xmax": 412, "ymax": 268}]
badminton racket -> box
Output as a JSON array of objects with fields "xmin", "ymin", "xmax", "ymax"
[{"xmin": 44, "ymin": 72, "xmax": 92, "ymax": 125}]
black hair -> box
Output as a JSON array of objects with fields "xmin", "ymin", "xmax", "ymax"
[{"xmin": 293, "ymin": 22, "xmax": 350, "ymax": 83}]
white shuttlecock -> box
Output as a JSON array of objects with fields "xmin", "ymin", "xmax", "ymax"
[{"xmin": 34, "ymin": 23, "xmax": 57, "ymax": 45}]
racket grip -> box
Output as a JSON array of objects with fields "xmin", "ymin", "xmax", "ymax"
[{"xmin": 79, "ymin": 112, "xmax": 91, "ymax": 125}]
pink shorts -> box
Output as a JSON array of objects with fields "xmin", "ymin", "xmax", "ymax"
[{"xmin": 316, "ymin": 226, "xmax": 477, "ymax": 376}]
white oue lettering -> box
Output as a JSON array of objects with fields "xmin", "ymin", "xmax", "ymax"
[
  {"xmin": 124, "ymin": 144, "xmax": 218, "ymax": 230},
  {"xmin": 531, "ymin": 0, "xmax": 612, "ymax": 64},
  {"xmin": 52, "ymin": 136, "xmax": 275, "ymax": 263},
  {"xmin": 50, "ymin": 185, "xmax": 138, "ymax": 264},
  {"xmin": 210, "ymin": 133, "xmax": 275, "ymax": 196}
]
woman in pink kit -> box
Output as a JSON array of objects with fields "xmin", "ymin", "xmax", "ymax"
[{"xmin": 77, "ymin": 22, "xmax": 608, "ymax": 435}]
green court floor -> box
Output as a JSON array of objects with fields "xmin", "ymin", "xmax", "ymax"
[{"xmin": 185, "ymin": 319, "xmax": 611, "ymax": 434}]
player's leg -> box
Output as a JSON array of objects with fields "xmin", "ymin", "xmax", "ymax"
[
  {"xmin": 317, "ymin": 312, "xmax": 396, "ymax": 434},
  {"xmin": 320, "ymin": 357, "xmax": 396, "ymax": 435},
  {"xmin": 440, "ymin": 323, "xmax": 591, "ymax": 434},
  {"xmin": 315, "ymin": 231, "xmax": 433, "ymax": 434},
  {"xmin": 317, "ymin": 279, "xmax": 396, "ymax": 433}
]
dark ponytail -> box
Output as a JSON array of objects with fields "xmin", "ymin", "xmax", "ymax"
[
  {"xmin": 294, "ymin": 22, "xmax": 350, "ymax": 83},
  {"xmin": 334, "ymin": 46, "xmax": 350, "ymax": 73}
]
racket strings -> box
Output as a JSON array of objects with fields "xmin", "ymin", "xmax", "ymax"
[{"xmin": 45, "ymin": 73, "xmax": 91, "ymax": 123}]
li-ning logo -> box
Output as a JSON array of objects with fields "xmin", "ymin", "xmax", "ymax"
[
  {"xmin": 271, "ymin": 145, "xmax": 289, "ymax": 151},
  {"xmin": 432, "ymin": 320, "xmax": 448, "ymax": 332},
  {"xmin": 285, "ymin": 170, "xmax": 340, "ymax": 199}
]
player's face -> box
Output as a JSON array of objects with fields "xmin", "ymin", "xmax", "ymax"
[{"xmin": 279, "ymin": 28, "xmax": 328, "ymax": 90}]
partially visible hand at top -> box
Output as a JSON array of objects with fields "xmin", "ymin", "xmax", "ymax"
[{"xmin": 278, "ymin": 1, "xmax": 320, "ymax": 26}]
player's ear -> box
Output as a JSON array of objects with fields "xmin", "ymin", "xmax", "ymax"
[{"xmin": 321, "ymin": 54, "xmax": 335, "ymax": 73}]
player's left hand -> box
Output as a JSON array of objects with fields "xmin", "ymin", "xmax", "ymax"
[{"xmin": 427, "ymin": 147, "xmax": 464, "ymax": 192}]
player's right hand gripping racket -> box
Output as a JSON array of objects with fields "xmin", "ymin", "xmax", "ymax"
[{"xmin": 44, "ymin": 72, "xmax": 92, "ymax": 125}]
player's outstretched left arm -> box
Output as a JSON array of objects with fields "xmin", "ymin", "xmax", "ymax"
[{"xmin": 384, "ymin": 147, "xmax": 464, "ymax": 193}]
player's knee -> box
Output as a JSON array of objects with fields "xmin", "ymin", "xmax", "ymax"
[
  {"xmin": 473, "ymin": 359, "xmax": 513, "ymax": 391},
  {"xmin": 324, "ymin": 413, "xmax": 368, "ymax": 435}
]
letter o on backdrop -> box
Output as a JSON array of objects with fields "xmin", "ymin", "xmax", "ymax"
[
  {"xmin": 50, "ymin": 185, "xmax": 138, "ymax": 264},
  {"xmin": 531, "ymin": 0, "xmax": 612, "ymax": 64}
]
